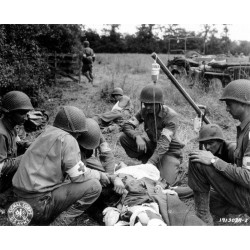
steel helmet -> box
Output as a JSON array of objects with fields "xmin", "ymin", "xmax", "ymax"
[
  {"xmin": 83, "ymin": 41, "xmax": 90, "ymax": 47},
  {"xmin": 140, "ymin": 84, "xmax": 164, "ymax": 104},
  {"xmin": 198, "ymin": 124, "xmax": 224, "ymax": 142},
  {"xmin": 77, "ymin": 118, "xmax": 101, "ymax": 149},
  {"xmin": 1, "ymin": 91, "xmax": 33, "ymax": 113},
  {"xmin": 111, "ymin": 87, "xmax": 123, "ymax": 96},
  {"xmin": 53, "ymin": 106, "xmax": 87, "ymax": 133},
  {"xmin": 220, "ymin": 79, "xmax": 250, "ymax": 104}
]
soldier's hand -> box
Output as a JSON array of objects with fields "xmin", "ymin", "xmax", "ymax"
[
  {"xmin": 189, "ymin": 150, "xmax": 214, "ymax": 165},
  {"xmin": 113, "ymin": 177, "xmax": 126, "ymax": 194},
  {"xmin": 100, "ymin": 172, "xmax": 110, "ymax": 187},
  {"xmin": 24, "ymin": 110, "xmax": 48, "ymax": 133},
  {"xmin": 135, "ymin": 136, "xmax": 147, "ymax": 153}
]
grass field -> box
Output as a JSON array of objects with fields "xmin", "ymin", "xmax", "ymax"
[{"xmin": 1, "ymin": 53, "xmax": 249, "ymax": 226}]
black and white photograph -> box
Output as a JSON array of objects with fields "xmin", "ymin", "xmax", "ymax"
[{"xmin": 0, "ymin": 1, "xmax": 250, "ymax": 249}]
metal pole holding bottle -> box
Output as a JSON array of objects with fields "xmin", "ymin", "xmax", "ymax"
[{"xmin": 151, "ymin": 52, "xmax": 210, "ymax": 125}]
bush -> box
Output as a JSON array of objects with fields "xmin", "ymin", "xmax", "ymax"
[{"xmin": 0, "ymin": 25, "xmax": 54, "ymax": 107}]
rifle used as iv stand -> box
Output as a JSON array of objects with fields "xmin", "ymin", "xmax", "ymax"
[{"xmin": 151, "ymin": 52, "xmax": 211, "ymax": 150}]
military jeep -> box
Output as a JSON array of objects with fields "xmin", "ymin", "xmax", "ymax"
[{"xmin": 190, "ymin": 61, "xmax": 250, "ymax": 91}]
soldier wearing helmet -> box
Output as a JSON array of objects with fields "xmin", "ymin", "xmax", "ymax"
[
  {"xmin": 119, "ymin": 84, "xmax": 185, "ymax": 186},
  {"xmin": 189, "ymin": 79, "xmax": 250, "ymax": 225},
  {"xmin": 78, "ymin": 118, "xmax": 115, "ymax": 174},
  {"xmin": 198, "ymin": 124, "xmax": 236, "ymax": 163},
  {"xmin": 0, "ymin": 91, "xmax": 33, "ymax": 200},
  {"xmin": 81, "ymin": 40, "xmax": 95, "ymax": 84},
  {"xmin": 111, "ymin": 87, "xmax": 131, "ymax": 114},
  {"xmin": 93, "ymin": 87, "xmax": 132, "ymax": 132},
  {"xmin": 12, "ymin": 106, "xmax": 111, "ymax": 225}
]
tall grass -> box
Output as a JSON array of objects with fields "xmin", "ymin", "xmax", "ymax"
[
  {"xmin": 45, "ymin": 53, "xmax": 238, "ymax": 172},
  {"xmin": 93, "ymin": 54, "xmax": 238, "ymax": 154}
]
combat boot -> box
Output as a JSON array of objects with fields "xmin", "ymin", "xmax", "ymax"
[
  {"xmin": 50, "ymin": 204, "xmax": 84, "ymax": 226},
  {"xmin": 194, "ymin": 191, "xmax": 214, "ymax": 225}
]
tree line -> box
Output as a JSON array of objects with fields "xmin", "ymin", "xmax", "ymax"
[
  {"xmin": 86, "ymin": 24, "xmax": 250, "ymax": 56},
  {"xmin": 1, "ymin": 24, "xmax": 250, "ymax": 106}
]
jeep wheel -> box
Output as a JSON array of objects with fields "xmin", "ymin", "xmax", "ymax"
[{"xmin": 171, "ymin": 70, "xmax": 180, "ymax": 78}]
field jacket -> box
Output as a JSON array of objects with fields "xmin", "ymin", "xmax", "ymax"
[
  {"xmin": 213, "ymin": 117, "xmax": 250, "ymax": 189},
  {"xmin": 0, "ymin": 118, "xmax": 19, "ymax": 179},
  {"xmin": 122, "ymin": 105, "xmax": 184, "ymax": 164}
]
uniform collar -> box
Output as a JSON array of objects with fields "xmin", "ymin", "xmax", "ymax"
[
  {"xmin": 1, "ymin": 116, "xmax": 16, "ymax": 136},
  {"xmin": 238, "ymin": 116, "xmax": 250, "ymax": 131},
  {"xmin": 2, "ymin": 116, "xmax": 15, "ymax": 131},
  {"xmin": 142, "ymin": 105, "xmax": 164, "ymax": 117},
  {"xmin": 216, "ymin": 140, "xmax": 226, "ymax": 156}
]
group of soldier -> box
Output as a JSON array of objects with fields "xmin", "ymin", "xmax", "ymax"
[{"xmin": 1, "ymin": 77, "xmax": 250, "ymax": 226}]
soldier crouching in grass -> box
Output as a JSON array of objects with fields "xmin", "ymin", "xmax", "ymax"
[
  {"xmin": 197, "ymin": 124, "xmax": 236, "ymax": 164},
  {"xmin": 119, "ymin": 84, "xmax": 191, "ymax": 195},
  {"xmin": 12, "ymin": 106, "xmax": 111, "ymax": 226},
  {"xmin": 189, "ymin": 79, "xmax": 250, "ymax": 225}
]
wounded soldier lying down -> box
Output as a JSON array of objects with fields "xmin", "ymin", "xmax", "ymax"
[{"xmin": 88, "ymin": 164, "xmax": 205, "ymax": 226}]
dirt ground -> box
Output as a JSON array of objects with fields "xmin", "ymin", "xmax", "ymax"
[{"xmin": 1, "ymin": 54, "xmax": 250, "ymax": 226}]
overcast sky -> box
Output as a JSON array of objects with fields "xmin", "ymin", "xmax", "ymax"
[
  {"xmin": 85, "ymin": 24, "xmax": 250, "ymax": 42},
  {"xmin": 2, "ymin": 1, "xmax": 250, "ymax": 42}
]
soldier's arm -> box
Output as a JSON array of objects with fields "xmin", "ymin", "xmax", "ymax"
[
  {"xmin": 92, "ymin": 49, "xmax": 95, "ymax": 62},
  {"xmin": 117, "ymin": 96, "xmax": 130, "ymax": 109},
  {"xmin": 213, "ymin": 138, "xmax": 250, "ymax": 188},
  {"xmin": 62, "ymin": 135, "xmax": 101, "ymax": 183},
  {"xmin": 0, "ymin": 135, "xmax": 21, "ymax": 177},
  {"xmin": 98, "ymin": 133, "xmax": 115, "ymax": 174},
  {"xmin": 122, "ymin": 111, "xmax": 143, "ymax": 139},
  {"xmin": 147, "ymin": 118, "xmax": 177, "ymax": 165},
  {"xmin": 227, "ymin": 141, "xmax": 237, "ymax": 164}
]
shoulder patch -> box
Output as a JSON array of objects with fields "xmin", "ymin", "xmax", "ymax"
[{"xmin": 161, "ymin": 128, "xmax": 174, "ymax": 141}]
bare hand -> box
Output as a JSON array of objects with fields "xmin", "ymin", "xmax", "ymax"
[
  {"xmin": 100, "ymin": 172, "xmax": 111, "ymax": 187},
  {"xmin": 136, "ymin": 136, "xmax": 147, "ymax": 153},
  {"xmin": 189, "ymin": 150, "xmax": 214, "ymax": 165},
  {"xmin": 113, "ymin": 177, "xmax": 126, "ymax": 194}
]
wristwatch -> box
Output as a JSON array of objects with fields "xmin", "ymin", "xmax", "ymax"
[{"xmin": 211, "ymin": 157, "xmax": 218, "ymax": 166}]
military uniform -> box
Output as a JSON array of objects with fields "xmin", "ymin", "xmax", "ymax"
[
  {"xmin": 12, "ymin": 107, "xmax": 102, "ymax": 225},
  {"xmin": 0, "ymin": 118, "xmax": 21, "ymax": 193},
  {"xmin": 13, "ymin": 125, "xmax": 102, "ymax": 225},
  {"xmin": 81, "ymin": 132, "xmax": 115, "ymax": 174},
  {"xmin": 82, "ymin": 45, "xmax": 95, "ymax": 82},
  {"xmin": 189, "ymin": 116, "xmax": 250, "ymax": 217},
  {"xmin": 213, "ymin": 140, "xmax": 236, "ymax": 164},
  {"xmin": 120, "ymin": 105, "xmax": 184, "ymax": 185},
  {"xmin": 0, "ymin": 91, "xmax": 33, "ymax": 195},
  {"xmin": 94, "ymin": 95, "xmax": 132, "ymax": 128}
]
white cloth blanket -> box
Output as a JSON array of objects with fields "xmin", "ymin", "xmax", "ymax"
[{"xmin": 115, "ymin": 163, "xmax": 160, "ymax": 181}]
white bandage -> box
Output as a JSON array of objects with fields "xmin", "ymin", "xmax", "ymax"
[
  {"xmin": 15, "ymin": 135, "xmax": 21, "ymax": 142},
  {"xmin": 100, "ymin": 142, "xmax": 111, "ymax": 153},
  {"xmin": 112, "ymin": 101, "xmax": 123, "ymax": 111},
  {"xmin": 128, "ymin": 117, "xmax": 139, "ymax": 127},
  {"xmin": 147, "ymin": 218, "xmax": 167, "ymax": 226},
  {"xmin": 66, "ymin": 161, "xmax": 86, "ymax": 178},
  {"xmin": 242, "ymin": 156, "xmax": 250, "ymax": 170},
  {"xmin": 115, "ymin": 163, "xmax": 160, "ymax": 181},
  {"xmin": 161, "ymin": 128, "xmax": 173, "ymax": 141},
  {"xmin": 0, "ymin": 162, "xmax": 4, "ymax": 175}
]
